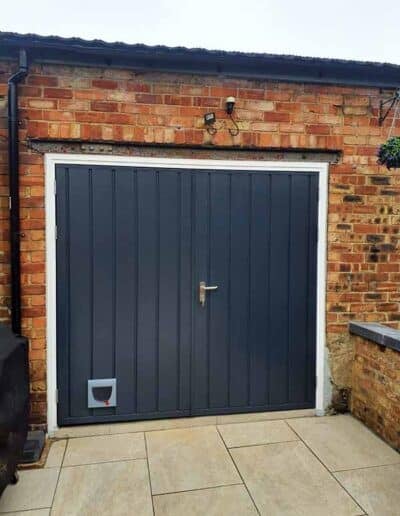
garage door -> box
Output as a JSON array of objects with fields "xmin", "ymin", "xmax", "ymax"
[{"xmin": 56, "ymin": 164, "xmax": 318, "ymax": 425}]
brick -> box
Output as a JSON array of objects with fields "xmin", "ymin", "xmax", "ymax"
[
  {"xmin": 92, "ymin": 79, "xmax": 118, "ymax": 89},
  {"xmin": 135, "ymin": 93, "xmax": 163, "ymax": 104},
  {"xmin": 164, "ymin": 95, "xmax": 192, "ymax": 106},
  {"xmin": 91, "ymin": 100, "xmax": 118, "ymax": 112},
  {"xmin": 28, "ymin": 99, "xmax": 57, "ymax": 109},
  {"xmin": 28, "ymin": 75, "xmax": 58, "ymax": 87},
  {"xmin": 126, "ymin": 82, "xmax": 151, "ymax": 93},
  {"xmin": 351, "ymin": 337, "xmax": 400, "ymax": 450},
  {"xmin": 263, "ymin": 112, "xmax": 290, "ymax": 122},
  {"xmin": 43, "ymin": 88, "xmax": 72, "ymax": 99}
]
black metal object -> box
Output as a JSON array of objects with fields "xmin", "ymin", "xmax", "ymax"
[
  {"xmin": 20, "ymin": 430, "xmax": 45, "ymax": 464},
  {"xmin": 378, "ymin": 90, "xmax": 400, "ymax": 126},
  {"xmin": 0, "ymin": 32, "xmax": 400, "ymax": 88},
  {"xmin": 0, "ymin": 324, "xmax": 29, "ymax": 495},
  {"xmin": 8, "ymin": 49, "xmax": 28, "ymax": 335}
]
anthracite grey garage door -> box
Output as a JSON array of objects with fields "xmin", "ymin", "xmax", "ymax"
[{"xmin": 56, "ymin": 164, "xmax": 318, "ymax": 425}]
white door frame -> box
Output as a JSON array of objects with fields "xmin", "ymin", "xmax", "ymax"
[{"xmin": 45, "ymin": 153, "xmax": 329, "ymax": 434}]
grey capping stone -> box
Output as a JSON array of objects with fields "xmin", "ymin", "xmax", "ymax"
[{"xmin": 349, "ymin": 321, "xmax": 400, "ymax": 353}]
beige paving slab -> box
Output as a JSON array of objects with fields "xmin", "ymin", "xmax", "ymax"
[
  {"xmin": 54, "ymin": 423, "xmax": 110, "ymax": 439},
  {"xmin": 3, "ymin": 511, "xmax": 50, "ymax": 516},
  {"xmin": 54, "ymin": 411, "xmax": 312, "ymax": 438},
  {"xmin": 216, "ymin": 408, "xmax": 315, "ymax": 425},
  {"xmin": 146, "ymin": 425, "xmax": 241, "ymax": 494},
  {"xmin": 63, "ymin": 432, "xmax": 146, "ymax": 466},
  {"xmin": 335, "ymin": 464, "xmax": 400, "ymax": 516},
  {"xmin": 45, "ymin": 439, "xmax": 67, "ymax": 468},
  {"xmin": 108, "ymin": 415, "xmax": 217, "ymax": 435},
  {"xmin": 52, "ymin": 459, "xmax": 152, "ymax": 516},
  {"xmin": 0, "ymin": 468, "xmax": 59, "ymax": 513},
  {"xmin": 231, "ymin": 441, "xmax": 363, "ymax": 516},
  {"xmin": 153, "ymin": 485, "xmax": 258, "ymax": 516},
  {"xmin": 218, "ymin": 419, "xmax": 298, "ymax": 448},
  {"xmin": 288, "ymin": 415, "xmax": 400, "ymax": 472}
]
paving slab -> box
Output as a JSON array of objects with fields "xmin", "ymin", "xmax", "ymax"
[
  {"xmin": 218, "ymin": 419, "xmax": 298, "ymax": 448},
  {"xmin": 108, "ymin": 415, "xmax": 217, "ymax": 435},
  {"xmin": 231, "ymin": 441, "xmax": 363, "ymax": 516},
  {"xmin": 216, "ymin": 408, "xmax": 314, "ymax": 425},
  {"xmin": 335, "ymin": 464, "xmax": 400, "ymax": 516},
  {"xmin": 0, "ymin": 468, "xmax": 59, "ymax": 513},
  {"xmin": 63, "ymin": 432, "xmax": 146, "ymax": 466},
  {"xmin": 45, "ymin": 440, "xmax": 67, "ymax": 468},
  {"xmin": 54, "ymin": 423, "xmax": 110, "ymax": 439},
  {"xmin": 153, "ymin": 485, "xmax": 257, "ymax": 516},
  {"xmin": 288, "ymin": 415, "xmax": 400, "ymax": 471},
  {"xmin": 146, "ymin": 425, "xmax": 241, "ymax": 494},
  {"xmin": 51, "ymin": 459, "xmax": 153, "ymax": 516}
]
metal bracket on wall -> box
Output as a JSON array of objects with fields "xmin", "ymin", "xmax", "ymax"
[{"xmin": 379, "ymin": 90, "xmax": 400, "ymax": 126}]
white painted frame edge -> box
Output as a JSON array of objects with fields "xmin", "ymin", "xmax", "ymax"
[{"xmin": 45, "ymin": 153, "xmax": 328, "ymax": 434}]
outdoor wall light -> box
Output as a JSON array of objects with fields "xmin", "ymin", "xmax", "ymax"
[
  {"xmin": 225, "ymin": 96, "xmax": 236, "ymax": 114},
  {"xmin": 225, "ymin": 96, "xmax": 239, "ymax": 136},
  {"xmin": 203, "ymin": 98, "xmax": 240, "ymax": 137}
]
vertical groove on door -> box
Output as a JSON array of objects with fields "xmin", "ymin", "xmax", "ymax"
[
  {"xmin": 286, "ymin": 175, "xmax": 292, "ymax": 404},
  {"xmin": 305, "ymin": 175, "xmax": 312, "ymax": 403},
  {"xmin": 134, "ymin": 170, "xmax": 139, "ymax": 414},
  {"xmin": 177, "ymin": 172, "xmax": 182, "ymax": 410},
  {"xmin": 87, "ymin": 167, "xmax": 94, "ymax": 416},
  {"xmin": 207, "ymin": 172, "xmax": 211, "ymax": 408},
  {"xmin": 156, "ymin": 171, "xmax": 160, "ymax": 412},
  {"xmin": 265, "ymin": 174, "xmax": 272, "ymax": 405},
  {"xmin": 249, "ymin": 173, "xmax": 269, "ymax": 406},
  {"xmin": 227, "ymin": 174, "xmax": 232, "ymax": 407},
  {"xmin": 65, "ymin": 169, "xmax": 71, "ymax": 417},
  {"xmin": 115, "ymin": 168, "xmax": 136, "ymax": 415},
  {"xmin": 246, "ymin": 173, "xmax": 252, "ymax": 406},
  {"xmin": 111, "ymin": 169, "xmax": 116, "ymax": 386},
  {"xmin": 306, "ymin": 174, "xmax": 318, "ymax": 402},
  {"xmin": 189, "ymin": 173, "xmax": 196, "ymax": 413},
  {"xmin": 88, "ymin": 169, "xmax": 93, "ymax": 388}
]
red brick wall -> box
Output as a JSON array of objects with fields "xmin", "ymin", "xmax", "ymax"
[
  {"xmin": 351, "ymin": 336, "xmax": 400, "ymax": 450},
  {"xmin": 1, "ymin": 59, "xmax": 400, "ymax": 428}
]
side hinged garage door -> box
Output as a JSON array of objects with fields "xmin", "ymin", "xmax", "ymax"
[{"xmin": 56, "ymin": 164, "xmax": 318, "ymax": 425}]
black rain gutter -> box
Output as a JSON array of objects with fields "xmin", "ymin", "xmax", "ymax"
[
  {"xmin": 8, "ymin": 49, "xmax": 28, "ymax": 335},
  {"xmin": 1, "ymin": 33, "xmax": 400, "ymax": 88}
]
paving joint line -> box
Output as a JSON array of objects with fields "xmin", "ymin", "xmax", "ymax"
[
  {"xmin": 49, "ymin": 436, "xmax": 68, "ymax": 511},
  {"xmin": 286, "ymin": 422, "xmax": 367, "ymax": 516},
  {"xmin": 332, "ymin": 461, "xmax": 400, "ymax": 474},
  {"xmin": 144, "ymin": 433, "xmax": 155, "ymax": 516},
  {"xmin": 152, "ymin": 481, "xmax": 245, "ymax": 498},
  {"xmin": 60, "ymin": 456, "xmax": 148, "ymax": 468},
  {"xmin": 215, "ymin": 425, "xmax": 261, "ymax": 516}
]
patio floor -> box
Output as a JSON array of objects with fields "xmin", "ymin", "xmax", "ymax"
[{"xmin": 1, "ymin": 412, "xmax": 400, "ymax": 515}]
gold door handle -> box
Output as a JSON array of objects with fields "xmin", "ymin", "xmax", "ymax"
[{"xmin": 199, "ymin": 281, "xmax": 218, "ymax": 307}]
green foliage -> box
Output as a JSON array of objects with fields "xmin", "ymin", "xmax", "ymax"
[{"xmin": 378, "ymin": 137, "xmax": 400, "ymax": 169}]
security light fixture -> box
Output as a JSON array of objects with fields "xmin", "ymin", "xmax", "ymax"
[
  {"xmin": 225, "ymin": 96, "xmax": 239, "ymax": 136},
  {"xmin": 225, "ymin": 96, "xmax": 236, "ymax": 114},
  {"xmin": 204, "ymin": 112, "xmax": 216, "ymax": 125},
  {"xmin": 204, "ymin": 112, "xmax": 217, "ymax": 135}
]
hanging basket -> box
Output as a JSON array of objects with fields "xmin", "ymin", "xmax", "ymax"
[{"xmin": 378, "ymin": 137, "xmax": 400, "ymax": 170}]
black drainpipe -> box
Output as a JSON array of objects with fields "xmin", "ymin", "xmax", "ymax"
[{"xmin": 8, "ymin": 49, "xmax": 28, "ymax": 335}]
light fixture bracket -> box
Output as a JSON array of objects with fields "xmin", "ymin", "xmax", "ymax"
[{"xmin": 379, "ymin": 90, "xmax": 400, "ymax": 126}]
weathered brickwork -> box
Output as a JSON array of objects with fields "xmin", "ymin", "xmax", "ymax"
[
  {"xmin": 1, "ymin": 59, "xmax": 400, "ymax": 428},
  {"xmin": 351, "ymin": 336, "xmax": 400, "ymax": 450}
]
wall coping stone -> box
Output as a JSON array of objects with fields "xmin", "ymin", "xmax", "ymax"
[{"xmin": 349, "ymin": 321, "xmax": 400, "ymax": 353}]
